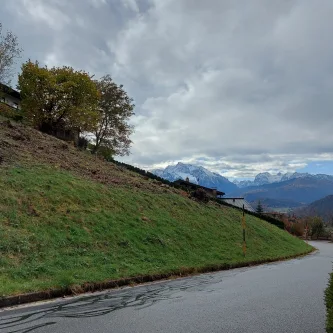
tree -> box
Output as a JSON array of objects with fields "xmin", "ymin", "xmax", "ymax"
[
  {"xmin": 309, "ymin": 216, "xmax": 324, "ymax": 238},
  {"xmin": 256, "ymin": 200, "xmax": 264, "ymax": 214},
  {"xmin": 0, "ymin": 23, "xmax": 22, "ymax": 85},
  {"xmin": 18, "ymin": 61, "xmax": 99, "ymax": 134},
  {"xmin": 93, "ymin": 75, "xmax": 134, "ymax": 156}
]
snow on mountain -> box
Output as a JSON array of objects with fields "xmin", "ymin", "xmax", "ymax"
[
  {"xmin": 315, "ymin": 174, "xmax": 333, "ymax": 181},
  {"xmin": 234, "ymin": 172, "xmax": 312, "ymax": 188},
  {"xmin": 153, "ymin": 164, "xmax": 333, "ymax": 194},
  {"xmin": 280, "ymin": 172, "xmax": 310, "ymax": 182},
  {"xmin": 254, "ymin": 172, "xmax": 282, "ymax": 186},
  {"xmin": 233, "ymin": 180, "xmax": 253, "ymax": 188},
  {"xmin": 152, "ymin": 162, "xmax": 238, "ymax": 194},
  {"xmin": 152, "ymin": 169, "xmax": 164, "ymax": 178}
]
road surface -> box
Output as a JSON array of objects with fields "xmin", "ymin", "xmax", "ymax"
[{"xmin": 0, "ymin": 241, "xmax": 332, "ymax": 333}]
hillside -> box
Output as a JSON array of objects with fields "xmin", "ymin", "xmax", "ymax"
[
  {"xmin": 0, "ymin": 119, "xmax": 311, "ymax": 297},
  {"xmin": 294, "ymin": 195, "xmax": 333, "ymax": 224},
  {"xmin": 153, "ymin": 162, "xmax": 238, "ymax": 194}
]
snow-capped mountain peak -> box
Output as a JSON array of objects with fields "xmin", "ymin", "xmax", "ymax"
[
  {"xmin": 234, "ymin": 171, "xmax": 312, "ymax": 188},
  {"xmin": 152, "ymin": 162, "xmax": 238, "ymax": 194},
  {"xmin": 153, "ymin": 164, "xmax": 333, "ymax": 191}
]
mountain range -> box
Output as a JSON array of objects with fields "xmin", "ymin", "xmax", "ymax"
[
  {"xmin": 233, "ymin": 172, "xmax": 312, "ymax": 187},
  {"xmin": 230, "ymin": 174, "xmax": 333, "ymax": 208},
  {"xmin": 153, "ymin": 163, "xmax": 333, "ymax": 211},
  {"xmin": 232, "ymin": 175, "xmax": 333, "ymax": 207}
]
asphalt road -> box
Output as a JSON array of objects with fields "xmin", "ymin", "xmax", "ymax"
[{"xmin": 0, "ymin": 241, "xmax": 332, "ymax": 333}]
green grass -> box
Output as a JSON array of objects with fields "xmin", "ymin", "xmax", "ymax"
[
  {"xmin": 0, "ymin": 165, "xmax": 312, "ymax": 296},
  {"xmin": 326, "ymin": 270, "xmax": 333, "ymax": 332}
]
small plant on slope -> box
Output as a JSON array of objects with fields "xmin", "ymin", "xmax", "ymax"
[{"xmin": 326, "ymin": 270, "xmax": 333, "ymax": 332}]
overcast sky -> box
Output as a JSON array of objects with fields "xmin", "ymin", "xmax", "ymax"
[{"xmin": 1, "ymin": 0, "xmax": 333, "ymax": 179}]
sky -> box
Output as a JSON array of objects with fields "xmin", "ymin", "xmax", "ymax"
[{"xmin": 1, "ymin": 0, "xmax": 333, "ymax": 179}]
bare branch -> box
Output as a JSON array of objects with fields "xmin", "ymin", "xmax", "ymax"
[{"xmin": 0, "ymin": 23, "xmax": 22, "ymax": 85}]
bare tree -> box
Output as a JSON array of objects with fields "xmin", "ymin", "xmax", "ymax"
[{"xmin": 0, "ymin": 23, "xmax": 22, "ymax": 85}]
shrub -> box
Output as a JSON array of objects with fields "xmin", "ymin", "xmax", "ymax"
[
  {"xmin": 88, "ymin": 144, "xmax": 114, "ymax": 160},
  {"xmin": 77, "ymin": 136, "xmax": 89, "ymax": 150},
  {"xmin": 97, "ymin": 145, "xmax": 114, "ymax": 160},
  {"xmin": 310, "ymin": 217, "xmax": 325, "ymax": 238},
  {"xmin": 326, "ymin": 270, "xmax": 333, "ymax": 332},
  {"xmin": 290, "ymin": 223, "xmax": 305, "ymax": 237}
]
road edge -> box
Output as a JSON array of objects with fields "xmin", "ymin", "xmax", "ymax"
[{"xmin": 0, "ymin": 246, "xmax": 315, "ymax": 309}]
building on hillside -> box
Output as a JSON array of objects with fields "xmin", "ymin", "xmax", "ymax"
[
  {"xmin": 0, "ymin": 83, "xmax": 80, "ymax": 144},
  {"xmin": 0, "ymin": 83, "xmax": 21, "ymax": 110},
  {"xmin": 173, "ymin": 179, "xmax": 256, "ymax": 213},
  {"xmin": 219, "ymin": 197, "xmax": 255, "ymax": 212},
  {"xmin": 173, "ymin": 179, "xmax": 225, "ymax": 198}
]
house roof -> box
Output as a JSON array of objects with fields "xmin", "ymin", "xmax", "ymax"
[
  {"xmin": 173, "ymin": 179, "xmax": 225, "ymax": 196},
  {"xmin": 220, "ymin": 198, "xmax": 255, "ymax": 212},
  {"xmin": 0, "ymin": 83, "xmax": 21, "ymax": 100}
]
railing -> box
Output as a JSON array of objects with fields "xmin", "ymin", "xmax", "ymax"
[
  {"xmin": 0, "ymin": 101, "xmax": 23, "ymax": 121},
  {"xmin": 0, "ymin": 101, "xmax": 20, "ymax": 110}
]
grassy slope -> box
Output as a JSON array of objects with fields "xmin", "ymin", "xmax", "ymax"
[
  {"xmin": 327, "ymin": 271, "xmax": 333, "ymax": 332},
  {"xmin": 0, "ymin": 119, "xmax": 312, "ymax": 296},
  {"xmin": 0, "ymin": 165, "xmax": 312, "ymax": 296}
]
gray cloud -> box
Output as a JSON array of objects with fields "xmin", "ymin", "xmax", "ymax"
[{"xmin": 1, "ymin": 0, "xmax": 333, "ymax": 178}]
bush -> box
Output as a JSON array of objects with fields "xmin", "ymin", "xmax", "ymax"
[
  {"xmin": 290, "ymin": 223, "xmax": 305, "ymax": 237},
  {"xmin": 310, "ymin": 217, "xmax": 325, "ymax": 238},
  {"xmin": 88, "ymin": 144, "xmax": 114, "ymax": 160},
  {"xmin": 77, "ymin": 136, "xmax": 89, "ymax": 150},
  {"xmin": 326, "ymin": 271, "xmax": 333, "ymax": 332}
]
